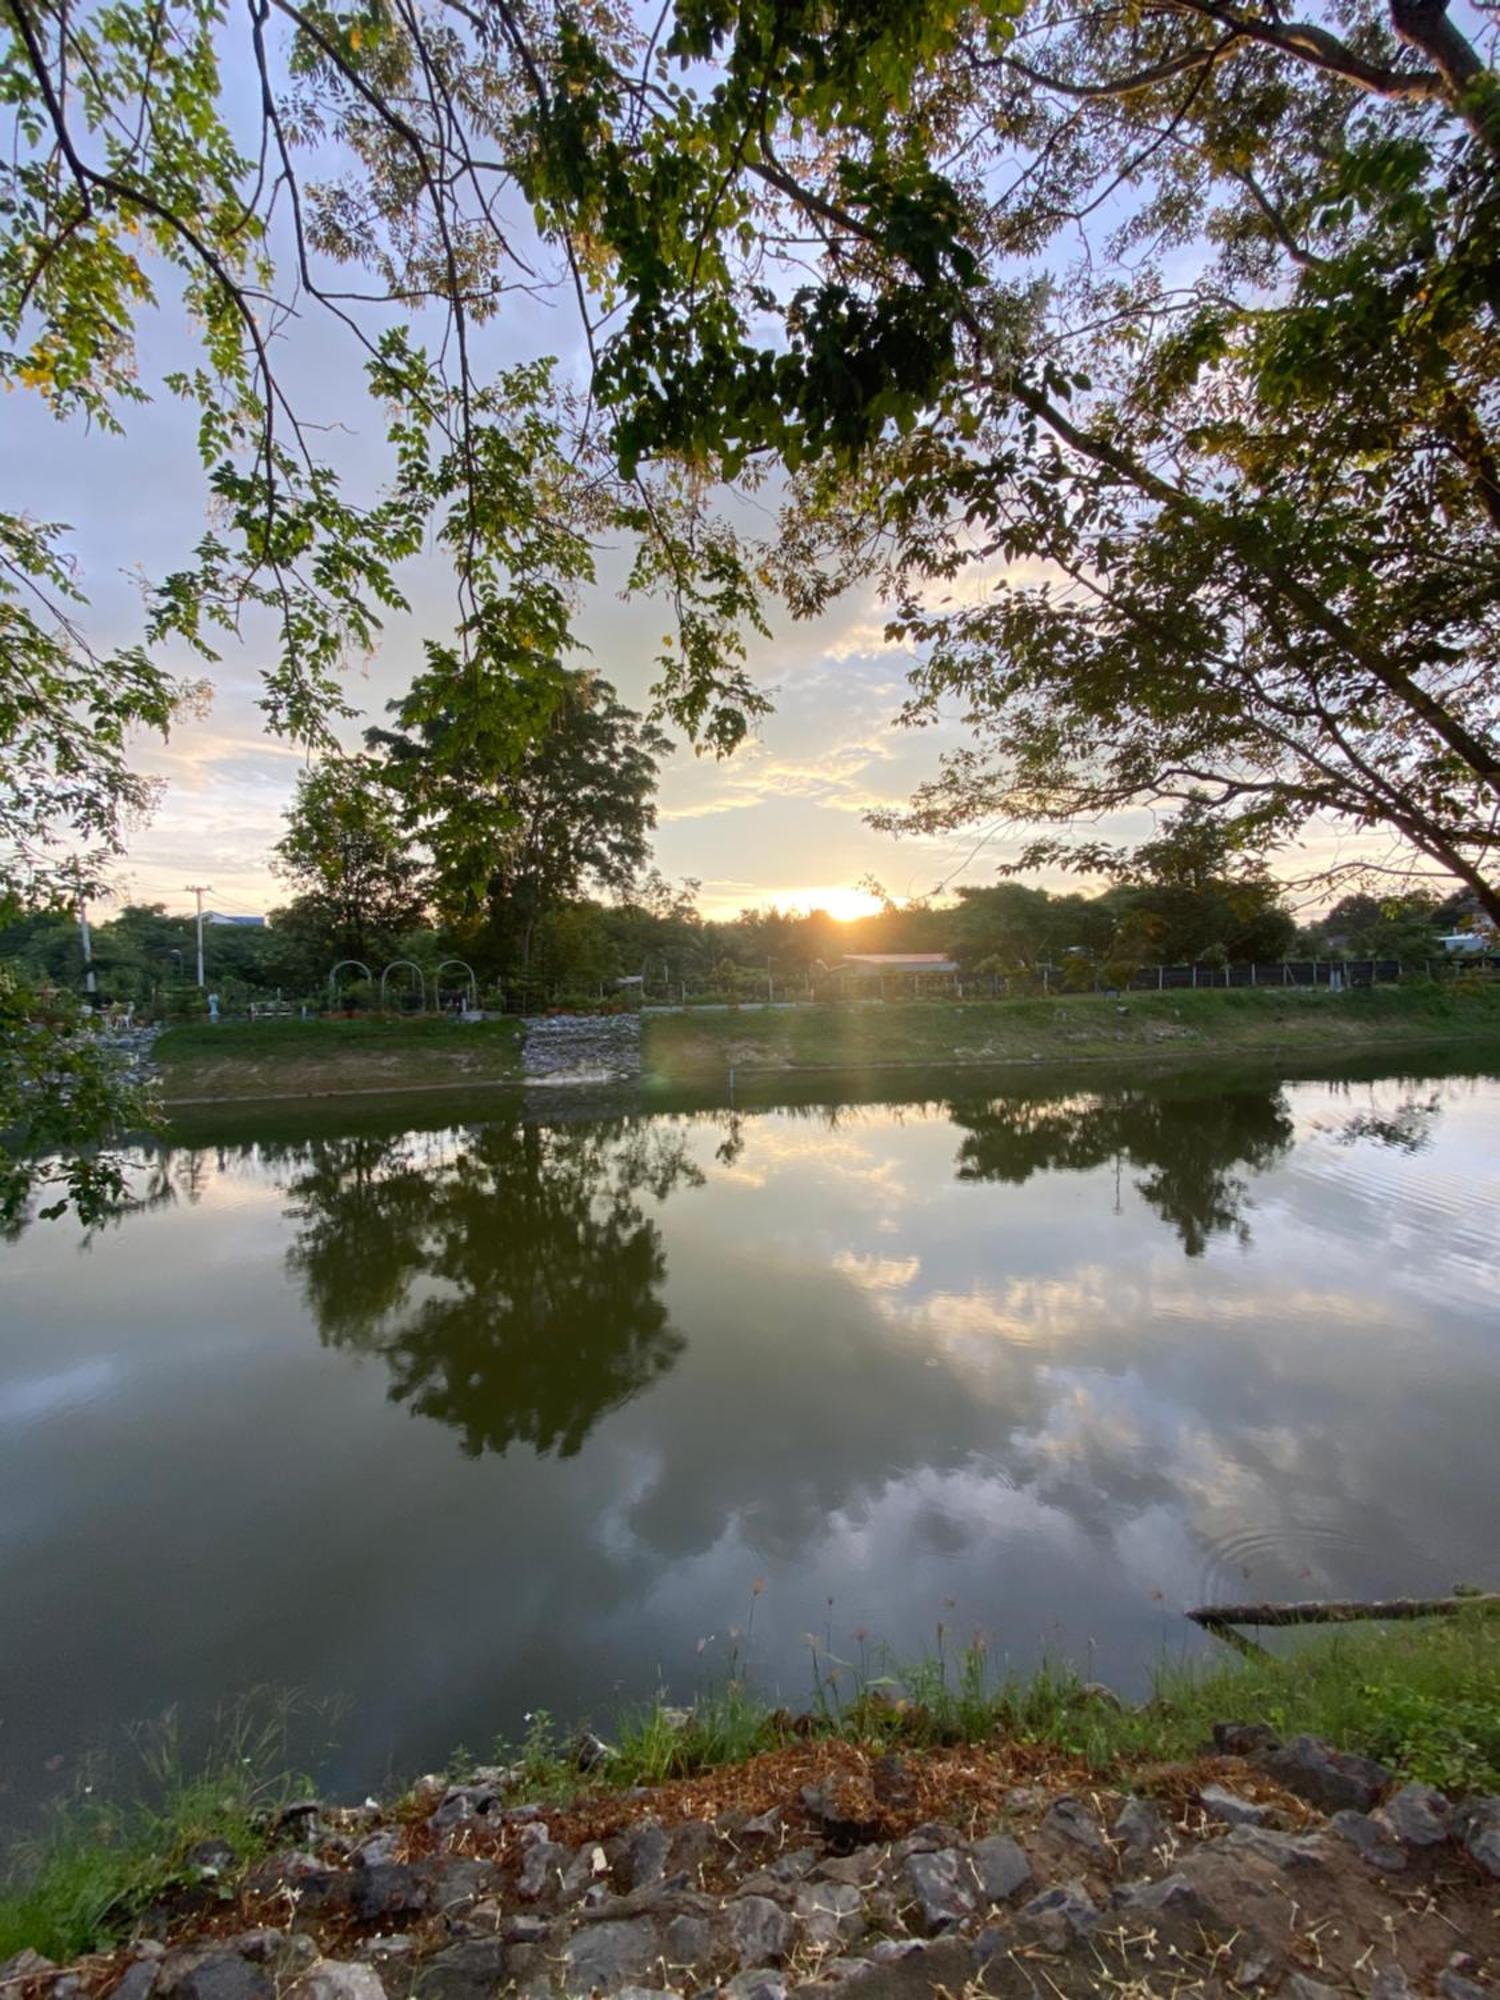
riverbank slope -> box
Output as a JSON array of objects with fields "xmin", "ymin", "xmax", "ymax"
[
  {"xmin": 642, "ymin": 983, "xmax": 1500, "ymax": 1083},
  {"xmin": 6, "ymin": 1619, "xmax": 1500, "ymax": 1998},
  {"xmin": 155, "ymin": 1017, "xmax": 525, "ymax": 1103}
]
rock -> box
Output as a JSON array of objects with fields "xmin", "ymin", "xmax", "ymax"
[
  {"xmin": 1370, "ymin": 1970, "xmax": 1414, "ymax": 2000},
  {"xmin": 1381, "ymin": 1782, "xmax": 1451, "ymax": 1848},
  {"xmin": 562, "ymin": 1845, "xmax": 611, "ymax": 1901},
  {"xmin": 621, "ymin": 1824, "xmax": 671, "ymax": 1892},
  {"xmin": 1041, "ymin": 1795, "xmax": 1109, "ymax": 1858},
  {"xmin": 2, "ymin": 1953, "xmax": 57, "ymax": 1988},
  {"xmin": 169, "ymin": 1957, "xmax": 273, "ymax": 2000},
  {"xmin": 110, "ymin": 1966, "xmax": 160, "ymax": 2000},
  {"xmin": 870, "ymin": 1756, "xmax": 916, "ymax": 1812},
  {"xmin": 824, "ymin": 1941, "xmax": 977, "ymax": 2000},
  {"xmin": 1282, "ymin": 1979, "xmax": 1342, "ymax": 2000},
  {"xmin": 793, "ymin": 1882, "xmax": 864, "ymax": 1951},
  {"xmin": 352, "ymin": 1832, "xmax": 401, "ymax": 1869},
  {"xmin": 415, "ymin": 1939, "xmax": 510, "ymax": 2000},
  {"xmin": 1212, "ymin": 1722, "xmax": 1281, "ymax": 1757},
  {"xmin": 1330, "ymin": 1810, "xmax": 1408, "ymax": 1873},
  {"xmin": 289, "ymin": 1869, "xmax": 356, "ymax": 1919},
  {"xmin": 350, "ymin": 1864, "xmax": 429, "ymax": 1924},
  {"xmin": 800, "ymin": 1782, "xmax": 881, "ymax": 1850},
  {"xmin": 728, "ymin": 1898, "xmax": 794, "ymax": 1968},
  {"xmin": 291, "ymin": 1962, "xmax": 388, "ymax": 2000},
  {"xmin": 427, "ymin": 1858, "xmax": 500, "ymax": 1916},
  {"xmin": 740, "ymin": 1808, "xmax": 782, "ymax": 1843},
  {"xmin": 1113, "ymin": 1873, "xmax": 1202, "ymax": 1916},
  {"xmin": 663, "ymin": 1915, "xmax": 712, "ymax": 1966},
  {"xmin": 517, "ymin": 1840, "xmax": 571, "ymax": 1901},
  {"xmin": 559, "ymin": 1917, "xmax": 661, "ymax": 1995},
  {"xmin": 1456, "ymin": 1796, "xmax": 1500, "ymax": 1876},
  {"xmin": 1017, "ymin": 1881, "xmax": 1099, "ymax": 1945},
  {"xmin": 764, "ymin": 1848, "xmax": 818, "ymax": 1884},
  {"xmin": 1221, "ymin": 1825, "xmax": 1329, "ymax": 1870},
  {"xmin": 183, "ymin": 1838, "xmax": 238, "ymax": 1878},
  {"xmin": 966, "ymin": 1834, "xmax": 1031, "ymax": 1904},
  {"xmin": 719, "ymin": 1973, "xmax": 786, "ymax": 2000},
  {"xmin": 274, "ymin": 1800, "xmax": 323, "ymax": 1838},
  {"xmin": 1258, "ymin": 1735, "xmax": 1390, "ymax": 1814},
  {"xmin": 1198, "ymin": 1784, "xmax": 1267, "ymax": 1827},
  {"xmin": 1440, "ymin": 1973, "xmax": 1489, "ymax": 2000},
  {"xmin": 901, "ymin": 1849, "xmax": 974, "ymax": 1930},
  {"xmin": 1079, "ymin": 1681, "xmax": 1123, "ymax": 1710},
  {"xmin": 811, "ymin": 1851, "xmax": 884, "ymax": 1888},
  {"xmin": 1112, "ymin": 1795, "xmax": 1165, "ymax": 1864},
  {"xmin": 667, "ymin": 1820, "xmax": 720, "ymax": 1879},
  {"xmin": 568, "ymin": 1731, "xmax": 615, "ymax": 1774}
]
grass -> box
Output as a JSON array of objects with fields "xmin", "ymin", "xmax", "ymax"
[
  {"xmin": 485, "ymin": 1611, "xmax": 1500, "ymax": 1806},
  {"xmin": 155, "ymin": 1015, "xmax": 525, "ymax": 1103},
  {"xmin": 7, "ymin": 1618, "xmax": 1500, "ymax": 1962},
  {"xmin": 642, "ymin": 980, "xmax": 1500, "ymax": 1083},
  {"xmin": 0, "ymin": 1697, "xmax": 323, "ymax": 1965}
]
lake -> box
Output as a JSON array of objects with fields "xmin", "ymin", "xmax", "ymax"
[{"xmin": 2, "ymin": 1054, "xmax": 1498, "ymax": 1825}]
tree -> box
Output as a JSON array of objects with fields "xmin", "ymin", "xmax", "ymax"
[
  {"xmin": 370, "ymin": 672, "xmax": 668, "ymax": 979},
  {"xmin": 273, "ymin": 756, "xmax": 429, "ymax": 965}
]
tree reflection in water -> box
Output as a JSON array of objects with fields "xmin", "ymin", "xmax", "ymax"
[
  {"xmin": 282, "ymin": 1114, "xmax": 702, "ymax": 1457},
  {"xmin": 948, "ymin": 1083, "xmax": 1297, "ymax": 1255}
]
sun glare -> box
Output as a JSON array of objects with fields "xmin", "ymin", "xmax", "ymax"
[{"xmin": 799, "ymin": 886, "xmax": 886, "ymax": 923}]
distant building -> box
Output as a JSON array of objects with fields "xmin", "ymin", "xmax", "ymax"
[
  {"xmin": 837, "ymin": 952, "xmax": 959, "ymax": 976},
  {"xmin": 205, "ymin": 912, "xmax": 267, "ymax": 928},
  {"xmin": 1439, "ymin": 932, "xmax": 1490, "ymax": 956}
]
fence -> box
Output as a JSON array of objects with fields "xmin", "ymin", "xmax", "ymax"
[{"xmin": 639, "ymin": 956, "xmax": 1499, "ymax": 1009}]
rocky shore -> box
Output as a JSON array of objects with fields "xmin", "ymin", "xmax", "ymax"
[{"xmin": 6, "ymin": 1728, "xmax": 1500, "ymax": 2000}]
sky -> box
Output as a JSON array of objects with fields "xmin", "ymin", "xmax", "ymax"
[{"xmin": 3, "ymin": 52, "xmax": 1397, "ymax": 934}]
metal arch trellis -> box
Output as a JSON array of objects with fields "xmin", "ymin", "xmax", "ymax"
[
  {"xmin": 380, "ymin": 959, "xmax": 427, "ymax": 1013},
  {"xmin": 328, "ymin": 959, "xmax": 372, "ymax": 1005},
  {"xmin": 435, "ymin": 958, "xmax": 478, "ymax": 1011}
]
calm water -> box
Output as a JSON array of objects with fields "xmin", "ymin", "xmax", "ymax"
[{"xmin": 2, "ymin": 1056, "xmax": 1498, "ymax": 1823}]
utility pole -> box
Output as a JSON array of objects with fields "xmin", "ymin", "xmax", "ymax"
[
  {"xmin": 185, "ymin": 884, "xmax": 212, "ymax": 987},
  {"xmin": 73, "ymin": 863, "xmax": 97, "ymax": 1000}
]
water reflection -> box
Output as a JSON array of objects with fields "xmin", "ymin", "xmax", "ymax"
[
  {"xmin": 948, "ymin": 1084, "xmax": 1295, "ymax": 1254},
  {"xmin": 283, "ymin": 1117, "xmax": 702, "ymax": 1458}
]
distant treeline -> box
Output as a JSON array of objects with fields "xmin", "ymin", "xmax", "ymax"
[{"xmin": 1, "ymin": 878, "xmax": 1487, "ymax": 1015}]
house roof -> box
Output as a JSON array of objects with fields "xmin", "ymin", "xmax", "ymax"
[{"xmin": 838, "ymin": 952, "xmax": 959, "ymax": 972}]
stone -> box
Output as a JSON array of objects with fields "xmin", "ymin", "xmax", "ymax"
[
  {"xmin": 1212, "ymin": 1722, "xmax": 1281, "ymax": 1757},
  {"xmin": 620, "ymin": 1823, "xmax": 671, "ymax": 1892},
  {"xmin": 1456, "ymin": 1796, "xmax": 1500, "ymax": 1876},
  {"xmin": 183, "ymin": 1839, "xmax": 237, "ymax": 1878},
  {"xmin": 1440, "ymin": 1973, "xmax": 1489, "ymax": 2000},
  {"xmin": 289, "ymin": 1870, "xmax": 356, "ymax": 1919},
  {"xmin": 663, "ymin": 1916, "xmax": 712, "ymax": 1967},
  {"xmin": 291, "ymin": 1961, "xmax": 388, "ymax": 2000},
  {"xmin": 518, "ymin": 1840, "xmax": 571, "ymax": 1901},
  {"xmin": 811, "ymin": 1851, "xmax": 884, "ymax": 1888},
  {"xmin": 1258, "ymin": 1735, "xmax": 1390, "ymax": 1814},
  {"xmin": 426, "ymin": 1858, "xmax": 500, "ymax": 1915},
  {"xmin": 728, "ymin": 1896, "xmax": 794, "ymax": 1967},
  {"xmin": 824, "ymin": 1941, "xmax": 977, "ymax": 2000},
  {"xmin": 562, "ymin": 1845, "xmax": 611, "ymax": 1901},
  {"xmin": 1220, "ymin": 1825, "xmax": 1328, "ymax": 1870},
  {"xmin": 719, "ymin": 1974, "xmax": 786, "ymax": 2000},
  {"xmin": 352, "ymin": 1832, "xmax": 400, "ymax": 1870},
  {"xmin": 667, "ymin": 1820, "xmax": 720, "ymax": 1879},
  {"xmin": 1282, "ymin": 1979, "xmax": 1341, "ymax": 2000},
  {"xmin": 1017, "ymin": 1881, "xmax": 1099, "ymax": 1945},
  {"xmin": 1112, "ymin": 1873, "xmax": 1202, "ymax": 1916},
  {"xmin": 559, "ymin": 1917, "xmax": 661, "ymax": 1995},
  {"xmin": 1371, "ymin": 1970, "xmax": 1414, "ymax": 2000},
  {"xmin": 3, "ymin": 1953, "xmax": 58, "ymax": 1988},
  {"xmin": 350, "ymin": 1865, "xmax": 429, "ymax": 1924},
  {"xmin": 415, "ymin": 1938, "xmax": 510, "ymax": 2000},
  {"xmin": 1112, "ymin": 1795, "xmax": 1165, "ymax": 1864},
  {"xmin": 741, "ymin": 1809, "xmax": 783, "ymax": 1842},
  {"xmin": 170, "ymin": 1957, "xmax": 273, "ymax": 2000},
  {"xmin": 1381, "ymin": 1782, "xmax": 1451, "ymax": 1848},
  {"xmin": 110, "ymin": 1965, "xmax": 160, "ymax": 2000},
  {"xmin": 1041, "ymin": 1795, "xmax": 1109, "ymax": 1858},
  {"xmin": 793, "ymin": 1882, "xmax": 864, "ymax": 1951},
  {"xmin": 870, "ymin": 1756, "xmax": 916, "ymax": 1812},
  {"xmin": 901, "ymin": 1849, "xmax": 974, "ymax": 1930},
  {"xmin": 1329, "ymin": 1810, "xmax": 1408, "ymax": 1872},
  {"xmin": 800, "ymin": 1782, "xmax": 881, "ymax": 1850},
  {"xmin": 966, "ymin": 1834, "xmax": 1031, "ymax": 1904},
  {"xmin": 1198, "ymin": 1784, "xmax": 1267, "ymax": 1827}
]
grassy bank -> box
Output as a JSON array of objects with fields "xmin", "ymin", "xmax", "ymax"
[
  {"xmin": 642, "ymin": 981, "xmax": 1500, "ymax": 1082},
  {"xmin": 156, "ymin": 1016, "xmax": 525, "ymax": 1103},
  {"xmin": 9, "ymin": 1616, "xmax": 1500, "ymax": 1962}
]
